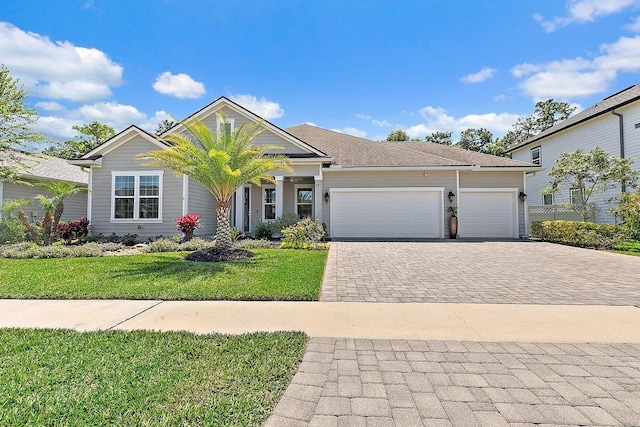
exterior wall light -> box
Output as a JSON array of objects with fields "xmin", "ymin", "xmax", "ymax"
[
  {"xmin": 519, "ymin": 191, "xmax": 527, "ymax": 203},
  {"xmin": 447, "ymin": 191, "xmax": 455, "ymax": 203},
  {"xmin": 324, "ymin": 191, "xmax": 330, "ymax": 203}
]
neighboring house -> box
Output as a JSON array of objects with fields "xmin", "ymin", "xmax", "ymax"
[
  {"xmin": 0, "ymin": 152, "xmax": 88, "ymax": 222},
  {"xmin": 70, "ymin": 97, "xmax": 539, "ymax": 240},
  {"xmin": 507, "ymin": 84, "xmax": 640, "ymax": 224}
]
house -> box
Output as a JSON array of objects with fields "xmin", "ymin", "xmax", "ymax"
[
  {"xmin": 507, "ymin": 84, "xmax": 640, "ymax": 224},
  {"xmin": 69, "ymin": 97, "xmax": 539, "ymax": 240},
  {"xmin": 0, "ymin": 152, "xmax": 88, "ymax": 222}
]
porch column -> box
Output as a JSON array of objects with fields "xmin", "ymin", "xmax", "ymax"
[
  {"xmin": 314, "ymin": 175, "xmax": 323, "ymax": 224},
  {"xmin": 275, "ymin": 176, "xmax": 284, "ymax": 218},
  {"xmin": 234, "ymin": 186, "xmax": 244, "ymax": 229}
]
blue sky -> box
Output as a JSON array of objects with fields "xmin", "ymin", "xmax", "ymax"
[{"xmin": 2, "ymin": 0, "xmax": 640, "ymax": 142}]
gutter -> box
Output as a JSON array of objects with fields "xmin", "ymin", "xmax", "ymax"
[{"xmin": 611, "ymin": 109, "xmax": 626, "ymax": 192}]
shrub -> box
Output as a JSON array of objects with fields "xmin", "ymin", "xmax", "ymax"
[
  {"xmin": 0, "ymin": 242, "xmax": 103, "ymax": 259},
  {"xmin": 236, "ymin": 239, "xmax": 275, "ymax": 249},
  {"xmin": 180, "ymin": 237, "xmax": 215, "ymax": 251},
  {"xmin": 281, "ymin": 218, "xmax": 326, "ymax": 246},
  {"xmin": 252, "ymin": 221, "xmax": 273, "ymax": 239},
  {"xmin": 57, "ymin": 217, "xmax": 90, "ymax": 244},
  {"xmin": 230, "ymin": 226, "xmax": 242, "ymax": 243},
  {"xmin": 531, "ymin": 220, "xmax": 630, "ymax": 249},
  {"xmin": 144, "ymin": 238, "xmax": 180, "ymax": 253},
  {"xmin": 176, "ymin": 213, "xmax": 202, "ymax": 241},
  {"xmin": 0, "ymin": 219, "xmax": 27, "ymax": 244},
  {"xmin": 274, "ymin": 213, "xmax": 301, "ymax": 233},
  {"xmin": 280, "ymin": 242, "xmax": 329, "ymax": 250},
  {"xmin": 612, "ymin": 189, "xmax": 640, "ymax": 239}
]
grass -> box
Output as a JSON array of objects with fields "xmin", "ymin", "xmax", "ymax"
[
  {"xmin": 0, "ymin": 328, "xmax": 307, "ymax": 426},
  {"xmin": 611, "ymin": 239, "xmax": 640, "ymax": 257},
  {"xmin": 0, "ymin": 249, "xmax": 327, "ymax": 300}
]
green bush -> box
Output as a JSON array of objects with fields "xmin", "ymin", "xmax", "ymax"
[
  {"xmin": 180, "ymin": 237, "xmax": 215, "ymax": 251},
  {"xmin": 252, "ymin": 221, "xmax": 273, "ymax": 239},
  {"xmin": 281, "ymin": 218, "xmax": 326, "ymax": 246},
  {"xmin": 0, "ymin": 242, "xmax": 104, "ymax": 259},
  {"xmin": 531, "ymin": 220, "xmax": 630, "ymax": 249},
  {"xmin": 0, "ymin": 219, "xmax": 27, "ymax": 244},
  {"xmin": 612, "ymin": 189, "xmax": 640, "ymax": 239},
  {"xmin": 82, "ymin": 233, "xmax": 139, "ymax": 246},
  {"xmin": 237, "ymin": 239, "xmax": 275, "ymax": 249},
  {"xmin": 613, "ymin": 240, "xmax": 640, "ymax": 253},
  {"xmin": 280, "ymin": 242, "xmax": 329, "ymax": 250},
  {"xmin": 144, "ymin": 238, "xmax": 180, "ymax": 253}
]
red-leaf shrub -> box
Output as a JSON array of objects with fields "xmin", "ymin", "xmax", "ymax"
[
  {"xmin": 176, "ymin": 213, "xmax": 202, "ymax": 241},
  {"xmin": 57, "ymin": 217, "xmax": 90, "ymax": 244}
]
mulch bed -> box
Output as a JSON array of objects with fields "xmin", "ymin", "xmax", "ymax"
[{"xmin": 184, "ymin": 247, "xmax": 255, "ymax": 262}]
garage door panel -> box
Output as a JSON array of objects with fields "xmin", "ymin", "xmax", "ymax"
[
  {"xmin": 458, "ymin": 191, "xmax": 517, "ymax": 238},
  {"xmin": 331, "ymin": 189, "xmax": 443, "ymax": 238}
]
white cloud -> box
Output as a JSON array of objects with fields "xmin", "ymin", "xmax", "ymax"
[
  {"xmin": 494, "ymin": 94, "xmax": 507, "ymax": 101},
  {"xmin": 402, "ymin": 106, "xmax": 520, "ymax": 139},
  {"xmin": 460, "ymin": 67, "xmax": 497, "ymax": 84},
  {"xmin": 626, "ymin": 16, "xmax": 640, "ymax": 31},
  {"xmin": 228, "ymin": 94, "xmax": 284, "ymax": 119},
  {"xmin": 342, "ymin": 127, "xmax": 367, "ymax": 138},
  {"xmin": 35, "ymin": 101, "xmax": 64, "ymax": 112},
  {"xmin": 512, "ymin": 35, "xmax": 640, "ymax": 100},
  {"xmin": 32, "ymin": 116, "xmax": 83, "ymax": 140},
  {"xmin": 152, "ymin": 72, "xmax": 206, "ymax": 99},
  {"xmin": 0, "ymin": 22, "xmax": 123, "ymax": 101},
  {"xmin": 355, "ymin": 114, "xmax": 393, "ymax": 127},
  {"xmin": 78, "ymin": 102, "xmax": 146, "ymax": 126},
  {"xmin": 138, "ymin": 111, "xmax": 176, "ymax": 133},
  {"xmin": 535, "ymin": 0, "xmax": 640, "ymax": 32}
]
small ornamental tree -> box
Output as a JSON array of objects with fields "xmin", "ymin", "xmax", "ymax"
[
  {"xmin": 545, "ymin": 146, "xmax": 638, "ymax": 221},
  {"xmin": 176, "ymin": 213, "xmax": 202, "ymax": 241},
  {"xmin": 613, "ymin": 189, "xmax": 640, "ymax": 239}
]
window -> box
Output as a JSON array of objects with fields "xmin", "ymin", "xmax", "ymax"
[
  {"xmin": 295, "ymin": 186, "xmax": 313, "ymax": 218},
  {"xmin": 216, "ymin": 117, "xmax": 235, "ymax": 137},
  {"xmin": 263, "ymin": 186, "xmax": 276, "ymax": 220},
  {"xmin": 530, "ymin": 146, "xmax": 541, "ymax": 166},
  {"xmin": 112, "ymin": 171, "xmax": 163, "ymax": 221},
  {"xmin": 571, "ymin": 188, "xmax": 582, "ymax": 205},
  {"xmin": 543, "ymin": 193, "xmax": 554, "ymax": 205}
]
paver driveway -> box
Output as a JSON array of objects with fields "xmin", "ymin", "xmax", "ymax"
[
  {"xmin": 267, "ymin": 337, "xmax": 640, "ymax": 426},
  {"xmin": 321, "ymin": 241, "xmax": 640, "ymax": 305}
]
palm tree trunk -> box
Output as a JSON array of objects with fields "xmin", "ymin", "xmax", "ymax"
[
  {"xmin": 216, "ymin": 199, "xmax": 232, "ymax": 249},
  {"xmin": 52, "ymin": 201, "xmax": 64, "ymax": 241}
]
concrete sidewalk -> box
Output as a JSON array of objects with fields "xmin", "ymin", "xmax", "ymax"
[{"xmin": 2, "ymin": 299, "xmax": 640, "ymax": 343}]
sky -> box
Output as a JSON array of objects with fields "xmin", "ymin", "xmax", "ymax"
[{"xmin": 2, "ymin": 0, "xmax": 640, "ymax": 143}]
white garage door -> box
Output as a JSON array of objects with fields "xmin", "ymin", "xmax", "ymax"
[
  {"xmin": 330, "ymin": 188, "xmax": 444, "ymax": 238},
  {"xmin": 458, "ymin": 189, "xmax": 518, "ymax": 238}
]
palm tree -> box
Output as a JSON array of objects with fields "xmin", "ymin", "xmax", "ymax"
[
  {"xmin": 38, "ymin": 181, "xmax": 87, "ymax": 245},
  {"xmin": 138, "ymin": 114, "xmax": 294, "ymax": 249}
]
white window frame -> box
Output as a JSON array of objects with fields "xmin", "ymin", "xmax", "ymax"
[
  {"xmin": 216, "ymin": 117, "xmax": 235, "ymax": 135},
  {"xmin": 294, "ymin": 184, "xmax": 314, "ymax": 219},
  {"xmin": 530, "ymin": 146, "xmax": 541, "ymax": 166},
  {"xmin": 542, "ymin": 193, "xmax": 554, "ymax": 205},
  {"xmin": 111, "ymin": 170, "xmax": 164, "ymax": 223},
  {"xmin": 571, "ymin": 187, "xmax": 582, "ymax": 205},
  {"xmin": 262, "ymin": 184, "xmax": 276, "ymax": 221}
]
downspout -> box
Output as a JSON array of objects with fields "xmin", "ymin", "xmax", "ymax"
[{"xmin": 611, "ymin": 109, "xmax": 626, "ymax": 192}]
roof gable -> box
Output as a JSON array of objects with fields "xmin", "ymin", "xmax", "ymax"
[
  {"xmin": 163, "ymin": 96, "xmax": 329, "ymax": 158},
  {"xmin": 80, "ymin": 125, "xmax": 167, "ymax": 159}
]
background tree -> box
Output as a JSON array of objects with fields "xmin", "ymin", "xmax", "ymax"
[
  {"xmin": 425, "ymin": 131, "xmax": 453, "ymax": 145},
  {"xmin": 545, "ymin": 146, "xmax": 638, "ymax": 221},
  {"xmin": 385, "ymin": 129, "xmax": 410, "ymax": 141},
  {"xmin": 43, "ymin": 121, "xmax": 115, "ymax": 159},
  {"xmin": 138, "ymin": 114, "xmax": 293, "ymax": 249},
  {"xmin": 456, "ymin": 128, "xmax": 496, "ymax": 154},
  {"xmin": 498, "ymin": 99, "xmax": 576, "ymax": 150},
  {"xmin": 155, "ymin": 119, "xmax": 177, "ymax": 136},
  {"xmin": 0, "ymin": 65, "xmax": 44, "ymax": 182}
]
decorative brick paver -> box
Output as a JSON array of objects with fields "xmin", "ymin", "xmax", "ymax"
[
  {"xmin": 321, "ymin": 241, "xmax": 640, "ymax": 304},
  {"xmin": 265, "ymin": 338, "xmax": 640, "ymax": 426}
]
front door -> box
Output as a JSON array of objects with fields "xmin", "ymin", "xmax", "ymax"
[{"xmin": 243, "ymin": 186, "xmax": 250, "ymax": 232}]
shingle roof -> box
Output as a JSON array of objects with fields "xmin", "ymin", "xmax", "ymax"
[
  {"xmin": 286, "ymin": 124, "xmax": 536, "ymax": 168},
  {"xmin": 507, "ymin": 83, "xmax": 640, "ymax": 153},
  {"xmin": 6, "ymin": 152, "xmax": 88, "ymax": 184}
]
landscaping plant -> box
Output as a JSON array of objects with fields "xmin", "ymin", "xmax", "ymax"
[
  {"xmin": 281, "ymin": 218, "xmax": 328, "ymax": 249},
  {"xmin": 176, "ymin": 213, "xmax": 202, "ymax": 241},
  {"xmin": 57, "ymin": 217, "xmax": 89, "ymax": 244}
]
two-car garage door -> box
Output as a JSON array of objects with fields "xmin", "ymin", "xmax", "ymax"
[
  {"xmin": 330, "ymin": 188, "xmax": 444, "ymax": 238},
  {"xmin": 329, "ymin": 187, "xmax": 519, "ymax": 239}
]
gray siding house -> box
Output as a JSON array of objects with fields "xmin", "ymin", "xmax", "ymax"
[
  {"xmin": 508, "ymin": 84, "xmax": 640, "ymax": 224},
  {"xmin": 0, "ymin": 152, "xmax": 88, "ymax": 222},
  {"xmin": 71, "ymin": 97, "xmax": 539, "ymax": 239}
]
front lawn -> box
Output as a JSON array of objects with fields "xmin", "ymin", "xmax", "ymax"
[
  {"xmin": 0, "ymin": 249, "xmax": 327, "ymax": 300},
  {"xmin": 0, "ymin": 328, "xmax": 307, "ymax": 426},
  {"xmin": 611, "ymin": 240, "xmax": 640, "ymax": 257}
]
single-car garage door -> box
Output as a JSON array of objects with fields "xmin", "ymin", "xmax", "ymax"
[
  {"xmin": 330, "ymin": 188, "xmax": 444, "ymax": 238},
  {"xmin": 458, "ymin": 189, "xmax": 518, "ymax": 238}
]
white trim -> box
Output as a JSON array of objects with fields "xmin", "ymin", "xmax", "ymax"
[
  {"xmin": 216, "ymin": 117, "xmax": 235, "ymax": 133},
  {"xmin": 314, "ymin": 175, "xmax": 323, "ymax": 224},
  {"xmin": 275, "ymin": 176, "xmax": 284, "ymax": 219},
  {"xmin": 458, "ymin": 188, "xmax": 519, "ymax": 239},
  {"xmin": 110, "ymin": 170, "xmax": 164, "ymax": 222},
  {"xmin": 530, "ymin": 146, "xmax": 541, "ymax": 166},
  {"xmin": 325, "ymin": 166, "xmax": 543, "ymax": 172},
  {"xmin": 262, "ymin": 184, "xmax": 276, "ymax": 221},
  {"xmin": 83, "ymin": 126, "xmax": 166, "ymax": 158},
  {"xmin": 87, "ymin": 169, "xmax": 93, "ymax": 224},
  {"xmin": 294, "ymin": 184, "xmax": 314, "ymax": 218},
  {"xmin": 523, "ymin": 171, "xmax": 529, "ymax": 237},
  {"xmin": 0, "ymin": 181, "xmax": 3, "ymax": 221},
  {"xmin": 182, "ymin": 175, "xmax": 189, "ymax": 215},
  {"xmin": 329, "ymin": 187, "xmax": 445, "ymax": 239}
]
